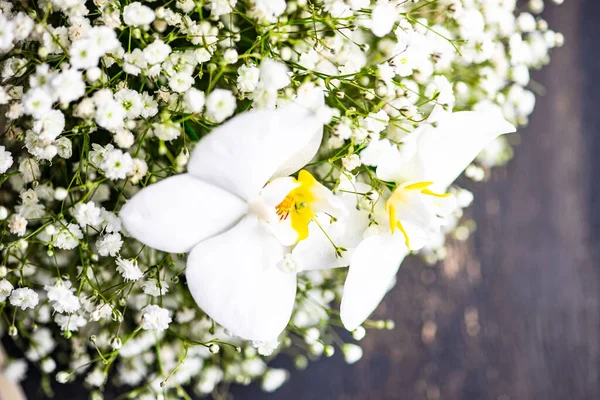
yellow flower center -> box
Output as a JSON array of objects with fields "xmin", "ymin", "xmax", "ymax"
[
  {"xmin": 275, "ymin": 170, "xmax": 318, "ymax": 243},
  {"xmin": 385, "ymin": 181, "xmax": 451, "ymax": 249}
]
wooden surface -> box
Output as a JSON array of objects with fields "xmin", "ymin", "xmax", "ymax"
[{"xmin": 19, "ymin": 0, "xmax": 600, "ymax": 398}]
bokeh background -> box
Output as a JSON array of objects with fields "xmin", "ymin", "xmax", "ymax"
[{"xmin": 15, "ymin": 0, "xmax": 600, "ymax": 398}]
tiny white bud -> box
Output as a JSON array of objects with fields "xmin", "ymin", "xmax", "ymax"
[
  {"xmin": 86, "ymin": 67, "xmax": 102, "ymax": 83},
  {"xmin": 352, "ymin": 326, "xmax": 366, "ymax": 341},
  {"xmin": 44, "ymin": 225, "xmax": 56, "ymax": 236},
  {"xmin": 0, "ymin": 206, "xmax": 7, "ymax": 220},
  {"xmin": 209, "ymin": 343, "xmax": 220, "ymax": 353},
  {"xmin": 324, "ymin": 345, "xmax": 335, "ymax": 357},
  {"xmin": 54, "ymin": 187, "xmax": 69, "ymax": 201},
  {"xmin": 56, "ymin": 371, "xmax": 70, "ymax": 384},
  {"xmin": 110, "ymin": 337, "xmax": 122, "ymax": 350},
  {"xmin": 342, "ymin": 344, "xmax": 363, "ymax": 364}
]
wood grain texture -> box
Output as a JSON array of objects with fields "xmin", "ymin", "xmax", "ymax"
[{"xmin": 19, "ymin": 0, "xmax": 600, "ymax": 399}]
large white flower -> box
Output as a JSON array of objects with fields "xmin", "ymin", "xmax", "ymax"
[
  {"xmin": 120, "ymin": 89, "xmax": 343, "ymax": 341},
  {"xmin": 340, "ymin": 106, "xmax": 516, "ymax": 330},
  {"xmin": 301, "ymin": 106, "xmax": 516, "ymax": 331}
]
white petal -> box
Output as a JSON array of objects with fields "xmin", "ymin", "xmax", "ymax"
[
  {"xmin": 375, "ymin": 141, "xmax": 420, "ymax": 183},
  {"xmin": 120, "ymin": 174, "xmax": 247, "ymax": 254},
  {"xmin": 259, "ymin": 177, "xmax": 300, "ymax": 207},
  {"xmin": 292, "ymin": 183, "xmax": 371, "ymax": 271},
  {"xmin": 340, "ymin": 234, "xmax": 408, "ymax": 331},
  {"xmin": 293, "ymin": 219, "xmax": 349, "ymax": 271},
  {"xmin": 399, "ymin": 107, "xmax": 516, "ymax": 188},
  {"xmin": 267, "ymin": 215, "xmax": 300, "ymax": 247},
  {"xmin": 188, "ymin": 95, "xmax": 324, "ymax": 200},
  {"xmin": 186, "ymin": 215, "xmax": 296, "ymax": 341}
]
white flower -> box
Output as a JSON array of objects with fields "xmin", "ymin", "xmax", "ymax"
[
  {"xmin": 26, "ymin": 328, "xmax": 56, "ymax": 361},
  {"xmin": 96, "ymin": 233, "xmax": 123, "ymax": 257},
  {"xmin": 341, "ymin": 154, "xmax": 360, "ymax": 171},
  {"xmin": 115, "ymin": 89, "xmax": 143, "ymax": 119},
  {"xmin": 237, "ymin": 64, "xmax": 260, "ymax": 92},
  {"xmin": 141, "ymin": 92, "xmax": 159, "ymax": 118},
  {"xmin": 152, "ymin": 122, "xmax": 181, "ymax": 141},
  {"xmin": 54, "ymin": 187, "xmax": 69, "ymax": 201},
  {"xmin": 129, "ymin": 158, "xmax": 148, "ymax": 184},
  {"xmin": 196, "ymin": 366, "xmax": 223, "ymax": 394},
  {"xmin": 168, "ymin": 72, "xmax": 194, "ymax": 93},
  {"xmin": 9, "ymin": 287, "xmax": 39, "ymax": 310},
  {"xmin": 54, "ymin": 223, "xmax": 83, "ymax": 250},
  {"xmin": 56, "ymin": 138, "xmax": 73, "ymax": 159},
  {"xmin": 55, "ymin": 313, "xmax": 86, "ymax": 332},
  {"xmin": 114, "ymin": 129, "xmax": 135, "ymax": 149},
  {"xmin": 120, "ymin": 89, "xmax": 343, "ymax": 341},
  {"xmin": 0, "ymin": 145, "xmax": 13, "ymax": 173},
  {"xmin": 87, "ymin": 26, "xmax": 120, "ymax": 54},
  {"xmin": 95, "ymin": 100, "xmax": 126, "ymax": 132},
  {"xmin": 33, "ymin": 110, "xmax": 65, "ymax": 141},
  {"xmin": 123, "ymin": 49, "xmax": 147, "ymax": 76},
  {"xmin": 342, "ymin": 343, "xmax": 363, "ymax": 364},
  {"xmin": 194, "ymin": 48, "xmax": 212, "ymax": 64},
  {"xmin": 123, "ymin": 2, "xmax": 156, "ymax": 27},
  {"xmin": 259, "ymin": 59, "xmax": 290, "ymax": 90},
  {"xmin": 0, "ymin": 279, "xmax": 14, "ymax": 302},
  {"xmin": 363, "ymin": 110, "xmax": 389, "ymax": 134},
  {"xmin": 261, "ymin": 369, "xmax": 288, "ymax": 392},
  {"xmin": 100, "ymin": 209, "xmax": 122, "ymax": 233},
  {"xmin": 85, "ymin": 369, "xmax": 106, "ymax": 388},
  {"xmin": 72, "ymin": 201, "xmax": 103, "ymax": 229},
  {"xmin": 52, "ymin": 69, "xmax": 85, "ymax": 104},
  {"xmin": 19, "ymin": 158, "xmax": 41, "ymax": 182},
  {"xmin": 143, "ymin": 39, "xmax": 171, "ymax": 65},
  {"xmin": 141, "ymin": 279, "xmax": 169, "ymax": 297},
  {"xmin": 14, "ymin": 12, "xmax": 33, "ymax": 40},
  {"xmin": 140, "ymin": 305, "xmax": 171, "ymax": 331},
  {"xmin": 86, "ymin": 67, "xmax": 102, "ymax": 83},
  {"xmin": 90, "ymin": 303, "xmax": 112, "ymax": 321},
  {"xmin": 370, "ymin": 0, "xmax": 397, "ymax": 37},
  {"xmin": 184, "ymin": 88, "xmax": 205, "ymax": 113},
  {"xmin": 70, "ymin": 39, "xmax": 101, "ymax": 69},
  {"xmin": 9, "ymin": 214, "xmax": 27, "ymax": 236},
  {"xmin": 23, "ymin": 88, "xmax": 53, "ymax": 119},
  {"xmin": 251, "ymin": 0, "xmax": 286, "ymax": 22},
  {"xmin": 45, "ymin": 280, "xmax": 80, "ymax": 314},
  {"xmin": 336, "ymin": 107, "xmax": 515, "ymax": 330},
  {"xmin": 101, "ymin": 149, "xmax": 133, "ymax": 180},
  {"xmin": 205, "ymin": 89, "xmax": 237, "ymax": 123},
  {"xmin": 41, "ymin": 359, "xmax": 56, "ymax": 374},
  {"xmin": 253, "ymin": 339, "xmax": 280, "ymax": 356},
  {"xmin": 116, "ymin": 257, "xmax": 143, "ymax": 281},
  {"xmin": 223, "ymin": 48, "xmax": 238, "ymax": 64}
]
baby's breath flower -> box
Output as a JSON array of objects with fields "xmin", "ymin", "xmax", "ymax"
[
  {"xmin": 9, "ymin": 287, "xmax": 39, "ymax": 310},
  {"xmin": 140, "ymin": 305, "xmax": 171, "ymax": 331},
  {"xmin": 115, "ymin": 257, "xmax": 143, "ymax": 281}
]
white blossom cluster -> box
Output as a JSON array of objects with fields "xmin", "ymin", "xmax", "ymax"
[{"xmin": 0, "ymin": 0, "xmax": 562, "ymax": 397}]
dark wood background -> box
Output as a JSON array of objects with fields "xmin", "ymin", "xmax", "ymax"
[{"xmin": 18, "ymin": 0, "xmax": 600, "ymax": 398}]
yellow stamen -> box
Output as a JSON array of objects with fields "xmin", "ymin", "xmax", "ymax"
[
  {"xmin": 274, "ymin": 170, "xmax": 318, "ymax": 243},
  {"xmin": 421, "ymin": 188, "xmax": 452, "ymax": 198},
  {"xmin": 388, "ymin": 203, "xmax": 397, "ymax": 234},
  {"xmin": 395, "ymin": 220, "xmax": 411, "ymax": 249},
  {"xmin": 404, "ymin": 181, "xmax": 434, "ymax": 191}
]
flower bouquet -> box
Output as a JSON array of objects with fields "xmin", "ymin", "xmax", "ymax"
[{"xmin": 0, "ymin": 0, "xmax": 562, "ymax": 398}]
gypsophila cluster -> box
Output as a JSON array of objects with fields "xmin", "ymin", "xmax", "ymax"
[{"xmin": 0, "ymin": 0, "xmax": 562, "ymax": 397}]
